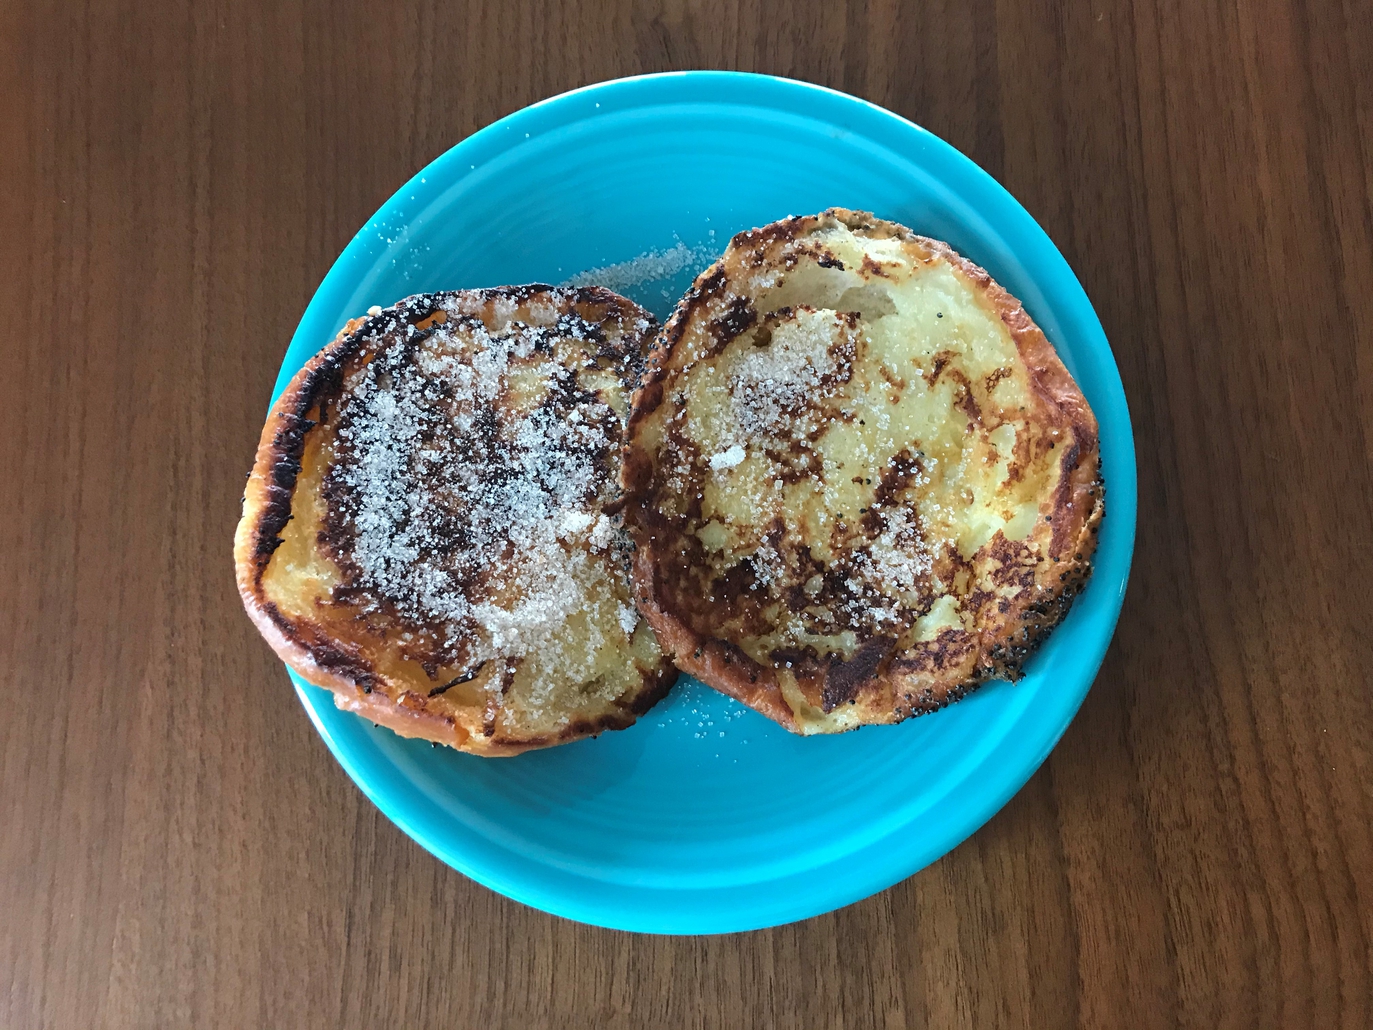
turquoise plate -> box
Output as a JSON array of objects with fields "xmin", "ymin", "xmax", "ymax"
[{"xmin": 275, "ymin": 71, "xmax": 1136, "ymax": 934}]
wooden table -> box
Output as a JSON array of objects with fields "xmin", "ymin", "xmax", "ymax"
[{"xmin": 4, "ymin": 0, "xmax": 1370, "ymax": 1026}]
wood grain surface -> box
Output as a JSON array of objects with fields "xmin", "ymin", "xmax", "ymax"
[{"xmin": 3, "ymin": 0, "xmax": 1371, "ymax": 1026}]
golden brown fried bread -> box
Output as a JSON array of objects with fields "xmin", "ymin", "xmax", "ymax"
[
  {"xmin": 235, "ymin": 287, "xmax": 676, "ymax": 755},
  {"xmin": 622, "ymin": 210, "xmax": 1103, "ymax": 734}
]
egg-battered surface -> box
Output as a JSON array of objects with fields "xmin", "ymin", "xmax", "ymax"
[
  {"xmin": 623, "ymin": 210, "xmax": 1103, "ymax": 733},
  {"xmin": 235, "ymin": 287, "xmax": 675, "ymax": 755}
]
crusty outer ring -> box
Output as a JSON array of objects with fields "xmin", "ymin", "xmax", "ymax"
[
  {"xmin": 624, "ymin": 209, "xmax": 1104, "ymax": 733},
  {"xmin": 234, "ymin": 290, "xmax": 676, "ymax": 756}
]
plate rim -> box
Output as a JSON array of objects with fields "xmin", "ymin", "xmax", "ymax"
[{"xmin": 273, "ymin": 70, "xmax": 1138, "ymax": 934}]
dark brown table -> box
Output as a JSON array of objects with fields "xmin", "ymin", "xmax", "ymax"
[{"xmin": 4, "ymin": 1, "xmax": 1371, "ymax": 1026}]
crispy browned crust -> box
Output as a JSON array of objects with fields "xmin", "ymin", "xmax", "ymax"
[
  {"xmin": 234, "ymin": 287, "xmax": 676, "ymax": 756},
  {"xmin": 623, "ymin": 209, "xmax": 1104, "ymax": 733},
  {"xmin": 327, "ymin": 657, "xmax": 679, "ymax": 755}
]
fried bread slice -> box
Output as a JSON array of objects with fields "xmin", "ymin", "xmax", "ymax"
[
  {"xmin": 235, "ymin": 287, "xmax": 676, "ymax": 755},
  {"xmin": 622, "ymin": 210, "xmax": 1104, "ymax": 734}
]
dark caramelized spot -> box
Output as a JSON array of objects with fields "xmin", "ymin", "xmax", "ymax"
[
  {"xmin": 822, "ymin": 636, "xmax": 896, "ymax": 711},
  {"xmin": 708, "ymin": 295, "xmax": 757, "ymax": 352},
  {"xmin": 923, "ymin": 350, "xmax": 953, "ymax": 386},
  {"xmin": 860, "ymin": 254, "xmax": 890, "ymax": 278},
  {"xmin": 984, "ymin": 366, "xmax": 1012, "ymax": 392}
]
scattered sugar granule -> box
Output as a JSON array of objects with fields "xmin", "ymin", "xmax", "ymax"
[
  {"xmin": 560, "ymin": 240, "xmax": 719, "ymax": 293},
  {"xmin": 559, "ymin": 510, "xmax": 594, "ymax": 537},
  {"xmin": 709, "ymin": 444, "xmax": 746, "ymax": 470}
]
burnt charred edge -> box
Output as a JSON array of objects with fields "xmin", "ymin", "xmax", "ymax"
[
  {"xmin": 256, "ymin": 533, "xmax": 286, "ymax": 558},
  {"xmin": 446, "ymin": 283, "xmax": 584, "ymax": 312},
  {"xmin": 391, "ymin": 319, "xmax": 442, "ymax": 369},
  {"xmin": 512, "ymin": 282, "xmax": 645, "ymax": 314},
  {"xmin": 693, "ymin": 266, "xmax": 728, "ymax": 298},
  {"xmin": 253, "ymin": 413, "xmax": 314, "ymax": 566},
  {"xmin": 484, "ymin": 663, "xmax": 678, "ymax": 748},
  {"xmin": 980, "ymin": 550, "xmax": 1098, "ymax": 678},
  {"xmin": 628, "ymin": 352, "xmax": 674, "ymax": 418},
  {"xmin": 730, "ymin": 214, "xmax": 809, "ymax": 255},
  {"xmin": 624, "ymin": 664, "xmax": 680, "ymax": 715},
  {"xmin": 428, "ymin": 662, "xmax": 487, "ymax": 698},
  {"xmin": 348, "ymin": 291, "xmax": 453, "ymax": 340},
  {"xmin": 822, "ymin": 635, "xmax": 896, "ymax": 711},
  {"xmin": 249, "ymin": 298, "xmax": 405, "ymax": 576},
  {"xmin": 469, "ymin": 283, "xmax": 557, "ymax": 305},
  {"xmin": 494, "ymin": 711, "xmax": 635, "ymax": 749},
  {"xmin": 377, "ymin": 285, "xmax": 652, "ymax": 341},
  {"xmin": 312, "ymin": 640, "xmax": 379, "ymax": 693},
  {"xmin": 260, "ymin": 600, "xmax": 378, "ymax": 693},
  {"xmin": 1003, "ymin": 582, "xmax": 1088, "ymax": 669},
  {"xmin": 893, "ymin": 677, "xmax": 981, "ymax": 720},
  {"xmin": 822, "ymin": 208, "xmax": 893, "ymax": 237}
]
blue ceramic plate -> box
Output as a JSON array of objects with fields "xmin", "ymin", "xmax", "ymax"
[{"xmin": 275, "ymin": 72, "xmax": 1136, "ymax": 934}]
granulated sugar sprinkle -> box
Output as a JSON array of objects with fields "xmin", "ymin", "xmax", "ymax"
[
  {"xmin": 727, "ymin": 307, "xmax": 855, "ymax": 440},
  {"xmin": 327, "ymin": 309, "xmax": 624, "ymax": 666},
  {"xmin": 561, "ymin": 240, "xmax": 718, "ymax": 294}
]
